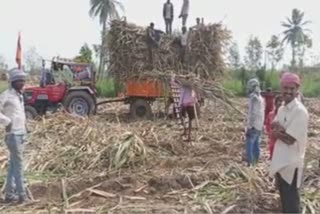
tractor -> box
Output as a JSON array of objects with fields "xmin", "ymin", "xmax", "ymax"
[{"xmin": 23, "ymin": 57, "xmax": 97, "ymax": 120}]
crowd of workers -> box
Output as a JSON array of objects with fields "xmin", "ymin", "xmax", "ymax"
[
  {"xmin": 146, "ymin": 0, "xmax": 204, "ymax": 66},
  {"xmin": 0, "ymin": 1, "xmax": 315, "ymax": 212}
]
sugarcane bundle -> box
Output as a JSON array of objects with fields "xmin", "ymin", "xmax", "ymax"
[{"xmin": 106, "ymin": 19, "xmax": 231, "ymax": 81}]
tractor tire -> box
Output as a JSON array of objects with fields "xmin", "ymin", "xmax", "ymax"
[
  {"xmin": 130, "ymin": 99, "xmax": 152, "ymax": 120},
  {"xmin": 63, "ymin": 91, "xmax": 95, "ymax": 117},
  {"xmin": 25, "ymin": 105, "xmax": 40, "ymax": 120}
]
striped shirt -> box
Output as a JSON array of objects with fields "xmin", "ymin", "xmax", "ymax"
[{"xmin": 247, "ymin": 93, "xmax": 265, "ymax": 131}]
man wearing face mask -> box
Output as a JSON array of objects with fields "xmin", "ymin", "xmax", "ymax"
[
  {"xmin": 270, "ymin": 72, "xmax": 309, "ymax": 214},
  {"xmin": 0, "ymin": 68, "xmax": 30, "ymax": 204},
  {"xmin": 245, "ymin": 78, "xmax": 265, "ymax": 167}
]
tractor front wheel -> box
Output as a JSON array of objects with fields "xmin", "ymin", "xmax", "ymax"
[
  {"xmin": 25, "ymin": 105, "xmax": 40, "ymax": 120},
  {"xmin": 63, "ymin": 91, "xmax": 95, "ymax": 117},
  {"xmin": 130, "ymin": 99, "xmax": 152, "ymax": 119}
]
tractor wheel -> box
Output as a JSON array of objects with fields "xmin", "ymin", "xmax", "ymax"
[
  {"xmin": 130, "ymin": 99, "xmax": 152, "ymax": 119},
  {"xmin": 25, "ymin": 105, "xmax": 40, "ymax": 120},
  {"xmin": 63, "ymin": 91, "xmax": 95, "ymax": 117}
]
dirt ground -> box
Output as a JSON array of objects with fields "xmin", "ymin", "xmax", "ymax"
[{"xmin": 0, "ymin": 98, "xmax": 319, "ymax": 214}]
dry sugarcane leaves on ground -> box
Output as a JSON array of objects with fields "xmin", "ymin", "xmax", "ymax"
[{"xmin": 0, "ymin": 99, "xmax": 319, "ymax": 213}]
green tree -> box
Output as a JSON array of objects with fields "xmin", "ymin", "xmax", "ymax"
[
  {"xmin": 282, "ymin": 8, "xmax": 311, "ymax": 68},
  {"xmin": 244, "ymin": 36, "xmax": 263, "ymax": 70},
  {"xmin": 266, "ymin": 35, "xmax": 284, "ymax": 70},
  {"xmin": 228, "ymin": 42, "xmax": 241, "ymax": 70},
  {"xmin": 25, "ymin": 47, "xmax": 42, "ymax": 73},
  {"xmin": 74, "ymin": 43, "xmax": 93, "ymax": 63},
  {"xmin": 296, "ymin": 35, "xmax": 312, "ymax": 68},
  {"xmin": 89, "ymin": 0, "xmax": 124, "ymax": 79},
  {"xmin": 0, "ymin": 55, "xmax": 8, "ymax": 72}
]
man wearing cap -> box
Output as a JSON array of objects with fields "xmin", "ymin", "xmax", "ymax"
[
  {"xmin": 0, "ymin": 68, "xmax": 29, "ymax": 203},
  {"xmin": 245, "ymin": 78, "xmax": 265, "ymax": 166},
  {"xmin": 270, "ymin": 72, "xmax": 308, "ymax": 213}
]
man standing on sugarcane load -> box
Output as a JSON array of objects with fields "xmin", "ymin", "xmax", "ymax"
[
  {"xmin": 245, "ymin": 78, "xmax": 265, "ymax": 167},
  {"xmin": 0, "ymin": 68, "xmax": 31, "ymax": 204},
  {"xmin": 163, "ymin": 0, "xmax": 174, "ymax": 34},
  {"xmin": 146, "ymin": 22, "xmax": 158, "ymax": 66},
  {"xmin": 270, "ymin": 72, "xmax": 308, "ymax": 214},
  {"xmin": 179, "ymin": 0, "xmax": 189, "ymax": 27},
  {"xmin": 179, "ymin": 26, "xmax": 188, "ymax": 64}
]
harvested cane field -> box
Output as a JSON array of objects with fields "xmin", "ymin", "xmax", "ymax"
[{"xmin": 0, "ymin": 98, "xmax": 319, "ymax": 214}]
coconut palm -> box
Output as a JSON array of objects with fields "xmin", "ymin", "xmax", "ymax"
[
  {"xmin": 89, "ymin": 0, "xmax": 124, "ymax": 78},
  {"xmin": 281, "ymin": 8, "xmax": 311, "ymax": 68}
]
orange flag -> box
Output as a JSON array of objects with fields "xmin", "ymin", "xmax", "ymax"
[{"xmin": 15, "ymin": 32, "xmax": 22, "ymax": 69}]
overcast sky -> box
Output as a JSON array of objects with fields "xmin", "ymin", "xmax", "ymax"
[{"xmin": 1, "ymin": 0, "xmax": 319, "ymax": 68}]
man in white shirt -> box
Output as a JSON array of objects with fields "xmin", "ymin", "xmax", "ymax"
[
  {"xmin": 245, "ymin": 78, "xmax": 265, "ymax": 166},
  {"xmin": 163, "ymin": 0, "xmax": 174, "ymax": 34},
  {"xmin": 270, "ymin": 72, "xmax": 308, "ymax": 213},
  {"xmin": 179, "ymin": 26, "xmax": 188, "ymax": 64},
  {"xmin": 179, "ymin": 0, "xmax": 189, "ymax": 27},
  {"xmin": 0, "ymin": 68, "xmax": 29, "ymax": 204}
]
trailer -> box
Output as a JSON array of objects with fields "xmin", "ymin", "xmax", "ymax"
[{"xmin": 97, "ymin": 77, "xmax": 170, "ymax": 119}]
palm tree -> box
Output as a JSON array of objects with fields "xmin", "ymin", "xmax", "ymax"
[
  {"xmin": 89, "ymin": 0, "xmax": 124, "ymax": 79},
  {"xmin": 282, "ymin": 8, "xmax": 311, "ymax": 68}
]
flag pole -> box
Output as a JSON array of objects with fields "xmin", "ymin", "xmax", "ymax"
[{"xmin": 16, "ymin": 31, "xmax": 22, "ymax": 70}]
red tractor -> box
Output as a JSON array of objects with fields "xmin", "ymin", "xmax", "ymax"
[{"xmin": 23, "ymin": 58, "xmax": 97, "ymax": 119}]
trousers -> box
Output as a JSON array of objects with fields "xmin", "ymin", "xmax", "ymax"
[
  {"xmin": 276, "ymin": 169, "xmax": 301, "ymax": 213},
  {"xmin": 4, "ymin": 134, "xmax": 26, "ymax": 199},
  {"xmin": 245, "ymin": 128, "xmax": 261, "ymax": 166},
  {"xmin": 165, "ymin": 18, "xmax": 173, "ymax": 34}
]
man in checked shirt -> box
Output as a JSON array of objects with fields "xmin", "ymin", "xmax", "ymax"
[
  {"xmin": 0, "ymin": 68, "xmax": 31, "ymax": 204},
  {"xmin": 245, "ymin": 78, "xmax": 265, "ymax": 167}
]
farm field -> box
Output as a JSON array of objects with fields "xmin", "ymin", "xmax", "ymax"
[{"xmin": 0, "ymin": 98, "xmax": 319, "ymax": 213}]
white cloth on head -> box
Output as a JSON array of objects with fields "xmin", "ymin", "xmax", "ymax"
[
  {"xmin": 9, "ymin": 68, "xmax": 26, "ymax": 82},
  {"xmin": 269, "ymin": 98, "xmax": 309, "ymax": 188}
]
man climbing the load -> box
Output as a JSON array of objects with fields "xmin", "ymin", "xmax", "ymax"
[
  {"xmin": 270, "ymin": 72, "xmax": 308, "ymax": 214},
  {"xmin": 163, "ymin": 0, "xmax": 174, "ymax": 34},
  {"xmin": 146, "ymin": 22, "xmax": 158, "ymax": 66},
  {"xmin": 179, "ymin": 0, "xmax": 189, "ymax": 27},
  {"xmin": 0, "ymin": 68, "xmax": 32, "ymax": 204},
  {"xmin": 179, "ymin": 79, "xmax": 199, "ymax": 142},
  {"xmin": 245, "ymin": 78, "xmax": 265, "ymax": 167}
]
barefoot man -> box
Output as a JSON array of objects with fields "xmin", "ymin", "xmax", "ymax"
[
  {"xmin": 179, "ymin": 80, "xmax": 199, "ymax": 142},
  {"xmin": 270, "ymin": 72, "xmax": 309, "ymax": 213}
]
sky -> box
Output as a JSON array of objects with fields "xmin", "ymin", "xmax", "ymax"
[{"xmin": 1, "ymin": 0, "xmax": 320, "ymax": 68}]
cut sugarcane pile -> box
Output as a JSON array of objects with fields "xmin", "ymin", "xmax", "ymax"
[
  {"xmin": 106, "ymin": 19, "xmax": 231, "ymax": 80},
  {"xmin": 0, "ymin": 99, "xmax": 319, "ymax": 213}
]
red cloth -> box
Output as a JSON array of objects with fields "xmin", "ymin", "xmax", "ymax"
[
  {"xmin": 281, "ymin": 72, "xmax": 301, "ymax": 86},
  {"xmin": 265, "ymin": 110, "xmax": 276, "ymax": 160},
  {"xmin": 263, "ymin": 93, "xmax": 274, "ymax": 125}
]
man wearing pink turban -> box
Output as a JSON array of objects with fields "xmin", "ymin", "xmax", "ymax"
[
  {"xmin": 269, "ymin": 72, "xmax": 309, "ymax": 213},
  {"xmin": 281, "ymin": 72, "xmax": 304, "ymax": 103}
]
